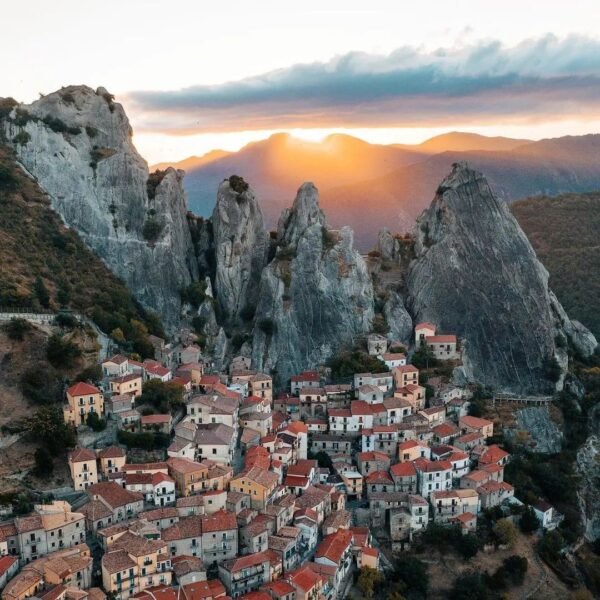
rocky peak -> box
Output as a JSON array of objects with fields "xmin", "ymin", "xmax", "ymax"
[
  {"xmin": 406, "ymin": 162, "xmax": 596, "ymax": 393},
  {"xmin": 277, "ymin": 182, "xmax": 326, "ymax": 247},
  {"xmin": 1, "ymin": 85, "xmax": 198, "ymax": 329},
  {"xmin": 211, "ymin": 176, "xmax": 269, "ymax": 327}
]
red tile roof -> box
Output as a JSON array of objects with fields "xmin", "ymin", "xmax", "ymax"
[
  {"xmin": 315, "ymin": 529, "xmax": 352, "ymax": 563},
  {"xmin": 69, "ymin": 447, "xmax": 96, "ymax": 462},
  {"xmin": 365, "ymin": 470, "xmax": 393, "ymax": 485},
  {"xmin": 0, "ymin": 555, "xmax": 17, "ymax": 577},
  {"xmin": 390, "ymin": 462, "xmax": 417, "ymax": 477},
  {"xmin": 291, "ymin": 371, "xmax": 320, "ymax": 382},
  {"xmin": 67, "ymin": 382, "xmax": 100, "ymax": 396}
]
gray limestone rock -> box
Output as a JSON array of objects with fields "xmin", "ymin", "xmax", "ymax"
[
  {"xmin": 251, "ymin": 183, "xmax": 374, "ymax": 384},
  {"xmin": 2, "ymin": 85, "xmax": 197, "ymax": 329},
  {"xmin": 406, "ymin": 162, "xmax": 596, "ymax": 393}
]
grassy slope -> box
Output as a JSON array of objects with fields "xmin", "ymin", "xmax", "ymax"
[
  {"xmin": 511, "ymin": 193, "xmax": 600, "ymax": 339},
  {"xmin": 0, "ymin": 143, "xmax": 163, "ymax": 351}
]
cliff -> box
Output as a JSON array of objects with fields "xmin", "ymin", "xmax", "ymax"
[
  {"xmin": 250, "ymin": 183, "xmax": 374, "ymax": 384},
  {"xmin": 1, "ymin": 86, "xmax": 197, "ymax": 328},
  {"xmin": 405, "ymin": 162, "xmax": 597, "ymax": 393}
]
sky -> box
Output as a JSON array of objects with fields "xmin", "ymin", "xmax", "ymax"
[{"xmin": 3, "ymin": 0, "xmax": 600, "ymax": 163}]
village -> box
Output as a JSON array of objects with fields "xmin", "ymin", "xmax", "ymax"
[{"xmin": 0, "ymin": 322, "xmax": 563, "ymax": 600}]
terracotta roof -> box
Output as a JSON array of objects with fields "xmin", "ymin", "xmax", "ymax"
[
  {"xmin": 69, "ymin": 447, "xmax": 96, "ymax": 462},
  {"xmin": 111, "ymin": 373, "xmax": 141, "ymax": 385},
  {"xmin": 460, "ymin": 416, "xmax": 493, "ymax": 429},
  {"xmin": 427, "ymin": 335, "xmax": 457, "ymax": 343},
  {"xmin": 81, "ymin": 499, "xmax": 113, "ymax": 521},
  {"xmin": 432, "ymin": 423, "xmax": 460, "ymax": 437},
  {"xmin": 133, "ymin": 585, "xmax": 178, "ymax": 600},
  {"xmin": 286, "ymin": 564, "xmax": 321, "ymax": 592},
  {"xmin": 145, "ymin": 363, "xmax": 171, "ymax": 377},
  {"xmin": 222, "ymin": 550, "xmax": 270, "ymax": 572},
  {"xmin": 102, "ymin": 548, "xmax": 137, "ymax": 573},
  {"xmin": 103, "ymin": 354, "xmax": 128, "ymax": 365},
  {"xmin": 234, "ymin": 466, "xmax": 278, "ymax": 489},
  {"xmin": 261, "ymin": 580, "xmax": 295, "ymax": 597},
  {"xmin": 393, "ymin": 365, "xmax": 419, "ymax": 373},
  {"xmin": 414, "ymin": 458, "xmax": 452, "ymax": 473},
  {"xmin": 365, "ymin": 470, "xmax": 393, "ymax": 485},
  {"xmin": 291, "ymin": 371, "xmax": 320, "ymax": 382},
  {"xmin": 351, "ymin": 400, "xmax": 378, "ymax": 416},
  {"xmin": 357, "ymin": 451, "xmax": 389, "ymax": 462},
  {"xmin": 141, "ymin": 414, "xmax": 172, "ymax": 425},
  {"xmin": 88, "ymin": 482, "xmax": 143, "ymax": 508},
  {"xmin": 315, "ymin": 529, "xmax": 353, "ymax": 563},
  {"xmin": 181, "ymin": 579, "xmax": 226, "ymax": 600},
  {"xmin": 171, "ymin": 555, "xmax": 205, "ymax": 576},
  {"xmin": 479, "ymin": 445, "xmax": 509, "ymax": 465},
  {"xmin": 140, "ymin": 506, "xmax": 179, "ymax": 521},
  {"xmin": 0, "ymin": 555, "xmax": 17, "ymax": 577},
  {"xmin": 415, "ymin": 322, "xmax": 436, "ymax": 330},
  {"xmin": 67, "ymin": 382, "xmax": 100, "ymax": 396},
  {"xmin": 168, "ymin": 456, "xmax": 208, "ymax": 475},
  {"xmin": 98, "ymin": 446, "xmax": 126, "ymax": 459},
  {"xmin": 390, "ymin": 462, "xmax": 417, "ymax": 477},
  {"xmin": 200, "ymin": 509, "xmax": 237, "ymax": 533}
]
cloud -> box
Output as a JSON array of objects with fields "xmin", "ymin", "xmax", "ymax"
[{"xmin": 126, "ymin": 35, "xmax": 600, "ymax": 134}]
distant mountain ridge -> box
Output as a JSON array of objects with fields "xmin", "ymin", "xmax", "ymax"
[{"xmin": 159, "ymin": 131, "xmax": 600, "ymax": 249}]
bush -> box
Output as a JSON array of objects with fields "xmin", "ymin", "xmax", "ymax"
[
  {"xmin": 3, "ymin": 318, "xmax": 30, "ymax": 341},
  {"xmin": 117, "ymin": 429, "xmax": 170, "ymax": 450},
  {"xmin": 85, "ymin": 125, "xmax": 98, "ymax": 138},
  {"xmin": 26, "ymin": 406, "xmax": 76, "ymax": 455},
  {"xmin": 0, "ymin": 164, "xmax": 17, "ymax": 189},
  {"xmin": 13, "ymin": 131, "xmax": 30, "ymax": 146},
  {"xmin": 139, "ymin": 380, "xmax": 184, "ymax": 413},
  {"xmin": 41, "ymin": 114, "xmax": 81, "ymax": 135},
  {"xmin": 46, "ymin": 333, "xmax": 82, "ymax": 368},
  {"xmin": 180, "ymin": 281, "xmax": 207, "ymax": 308},
  {"xmin": 54, "ymin": 312, "xmax": 78, "ymax": 328},
  {"xmin": 75, "ymin": 364, "xmax": 102, "ymax": 383},
  {"xmin": 543, "ymin": 356, "xmax": 562, "ymax": 382},
  {"xmin": 142, "ymin": 219, "xmax": 163, "ymax": 243},
  {"xmin": 21, "ymin": 364, "xmax": 62, "ymax": 404},
  {"xmin": 86, "ymin": 411, "xmax": 106, "ymax": 431},
  {"xmin": 258, "ymin": 318, "xmax": 276, "ymax": 336},
  {"xmin": 502, "ymin": 555, "xmax": 528, "ymax": 585},
  {"xmin": 192, "ymin": 316, "xmax": 206, "ymax": 335},
  {"xmin": 519, "ymin": 506, "xmax": 540, "ymax": 533},
  {"xmin": 394, "ymin": 556, "xmax": 429, "ymax": 597},
  {"xmin": 328, "ymin": 349, "xmax": 387, "ymax": 379},
  {"xmin": 450, "ymin": 572, "xmax": 488, "ymax": 600},
  {"xmin": 147, "ymin": 170, "xmax": 167, "ymax": 199},
  {"xmin": 228, "ymin": 174, "xmax": 249, "ymax": 194},
  {"xmin": 34, "ymin": 276, "xmax": 50, "ymax": 308},
  {"xmin": 321, "ymin": 226, "xmax": 337, "ymax": 250},
  {"xmin": 371, "ymin": 314, "xmax": 388, "ymax": 335},
  {"xmin": 33, "ymin": 447, "xmax": 54, "ymax": 477},
  {"xmin": 494, "ymin": 518, "xmax": 517, "ymax": 547},
  {"xmin": 412, "ymin": 344, "xmax": 438, "ymax": 369}
]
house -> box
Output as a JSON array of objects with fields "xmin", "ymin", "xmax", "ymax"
[
  {"xmin": 168, "ymin": 458, "xmax": 231, "ymax": 498},
  {"xmin": 476, "ymin": 482, "xmax": 514, "ymax": 509},
  {"xmin": 83, "ymin": 483, "xmax": 144, "ymax": 531},
  {"xmin": 102, "ymin": 355, "xmax": 129, "ymax": 377},
  {"xmin": 0, "ymin": 555, "xmax": 18, "ymax": 589},
  {"xmin": 162, "ymin": 511, "xmax": 238, "ymax": 567},
  {"xmin": 290, "ymin": 372, "xmax": 321, "ymax": 396},
  {"xmin": 425, "ymin": 335, "xmax": 459, "ymax": 360},
  {"xmin": 414, "ymin": 459, "xmax": 453, "ymax": 499},
  {"xmin": 105, "ymin": 394, "xmax": 135, "ymax": 417},
  {"xmin": 63, "ymin": 382, "xmax": 104, "ymax": 428},
  {"xmin": 394, "ymin": 385, "xmax": 426, "ymax": 412},
  {"xmin": 432, "ymin": 422, "xmax": 460, "ymax": 445},
  {"xmin": 101, "ymin": 532, "xmax": 172, "ymax": 599},
  {"xmin": 143, "ymin": 361, "xmax": 172, "ymax": 383},
  {"xmin": 240, "ymin": 515, "xmax": 273, "ymax": 555},
  {"xmin": 260, "ymin": 579, "xmax": 295, "ymax": 600},
  {"xmin": 139, "ymin": 507, "xmax": 180, "ymax": 531},
  {"xmin": 418, "ymin": 406, "xmax": 446, "ymax": 428},
  {"xmin": 248, "ymin": 373, "xmax": 273, "ymax": 402},
  {"xmin": 380, "ymin": 353, "xmax": 407, "ymax": 370},
  {"xmin": 478, "ymin": 445, "xmax": 510, "ymax": 467},
  {"xmin": 293, "ymin": 487, "xmax": 332, "ymax": 525},
  {"xmin": 431, "ymin": 489, "xmax": 479, "ymax": 523},
  {"xmin": 68, "ymin": 448, "xmax": 98, "ymax": 491},
  {"xmin": 366, "ymin": 471, "xmax": 394, "ymax": 496},
  {"xmin": 141, "ymin": 414, "xmax": 173, "ymax": 435},
  {"xmin": 361, "ymin": 425, "xmax": 401, "ymax": 457},
  {"xmin": 356, "ymin": 451, "xmax": 390, "ymax": 476},
  {"xmin": 230, "ymin": 468, "xmax": 278, "ymax": 511},
  {"xmin": 340, "ymin": 471, "xmax": 363, "ymax": 499},
  {"xmin": 170, "ymin": 555, "xmax": 207, "ymax": 586},
  {"xmin": 195, "ymin": 424, "xmax": 236, "ymax": 466},
  {"xmin": 454, "ymin": 431, "xmax": 486, "ymax": 452},
  {"xmin": 117, "ymin": 409, "xmax": 141, "ymax": 432},
  {"xmin": 357, "ymin": 385, "xmax": 384, "ymax": 405},
  {"xmin": 397, "ymin": 440, "xmax": 431, "ymax": 462},
  {"xmin": 98, "ymin": 446, "xmax": 127, "ymax": 479},
  {"xmin": 240, "ymin": 412, "xmax": 272, "ymax": 438},
  {"xmin": 353, "ymin": 373, "xmax": 394, "ymax": 393},
  {"xmin": 447, "ymin": 451, "xmax": 471, "ymax": 480},
  {"xmin": 218, "ymin": 551, "xmax": 272, "ymax": 598},
  {"xmin": 414, "ymin": 322, "xmax": 436, "ymax": 345},
  {"xmin": 383, "ymin": 397, "xmax": 412, "ymax": 425},
  {"xmin": 390, "ymin": 462, "xmax": 418, "ymax": 493},
  {"xmin": 310, "ymin": 435, "xmax": 352, "ymax": 456},
  {"xmin": 269, "ymin": 527, "xmax": 301, "ymax": 572},
  {"xmin": 298, "ymin": 388, "xmax": 327, "ymax": 420},
  {"xmin": 124, "ymin": 473, "xmax": 176, "ymax": 507},
  {"xmin": 533, "ymin": 500, "xmax": 559, "ymax": 530},
  {"xmin": 314, "ymin": 529, "xmax": 353, "ymax": 595},
  {"xmin": 186, "ymin": 395, "xmax": 239, "ymax": 430},
  {"xmin": 178, "ymin": 345, "xmax": 202, "ymax": 366},
  {"xmin": 367, "ymin": 333, "xmax": 388, "ymax": 356},
  {"xmin": 110, "ymin": 374, "xmax": 143, "ymax": 399},
  {"xmin": 392, "ymin": 365, "xmax": 419, "ymax": 389},
  {"xmin": 459, "ymin": 416, "xmax": 494, "ymax": 439},
  {"xmin": 285, "ymin": 564, "xmax": 325, "ymax": 600}
]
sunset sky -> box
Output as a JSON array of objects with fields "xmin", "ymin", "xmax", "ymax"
[{"xmin": 3, "ymin": 0, "xmax": 600, "ymax": 163}]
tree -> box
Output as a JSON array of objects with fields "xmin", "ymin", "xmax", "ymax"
[
  {"xmin": 494, "ymin": 518, "xmax": 517, "ymax": 548},
  {"xmin": 328, "ymin": 349, "xmax": 387, "ymax": 379},
  {"xmin": 450, "ymin": 572, "xmax": 488, "ymax": 600},
  {"xmin": 457, "ymin": 532, "xmax": 480, "ymax": 559},
  {"xmin": 26, "ymin": 407, "xmax": 76, "ymax": 455},
  {"xmin": 357, "ymin": 567, "xmax": 383, "ymax": 600},
  {"xmin": 86, "ymin": 411, "xmax": 106, "ymax": 432},
  {"xmin": 110, "ymin": 328, "xmax": 126, "ymax": 344},
  {"xmin": 394, "ymin": 556, "xmax": 429, "ymax": 597},
  {"xmin": 314, "ymin": 451, "xmax": 333, "ymax": 470},
  {"xmin": 411, "ymin": 344, "xmax": 438, "ymax": 369},
  {"xmin": 21, "ymin": 364, "xmax": 62, "ymax": 405},
  {"xmin": 139, "ymin": 380, "xmax": 184, "ymax": 413},
  {"xmin": 46, "ymin": 334, "xmax": 82, "ymax": 368},
  {"xmin": 519, "ymin": 506, "xmax": 540, "ymax": 533},
  {"xmin": 33, "ymin": 276, "xmax": 50, "ymax": 308},
  {"xmin": 75, "ymin": 364, "xmax": 102, "ymax": 383},
  {"xmin": 33, "ymin": 447, "xmax": 54, "ymax": 477},
  {"xmin": 3, "ymin": 318, "xmax": 30, "ymax": 341},
  {"xmin": 502, "ymin": 555, "xmax": 528, "ymax": 586}
]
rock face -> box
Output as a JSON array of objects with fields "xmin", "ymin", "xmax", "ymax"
[
  {"xmin": 251, "ymin": 183, "xmax": 374, "ymax": 384},
  {"xmin": 1, "ymin": 86, "xmax": 197, "ymax": 328},
  {"xmin": 406, "ymin": 162, "xmax": 597, "ymax": 393},
  {"xmin": 211, "ymin": 178, "xmax": 269, "ymax": 327},
  {"xmin": 578, "ymin": 404, "xmax": 600, "ymax": 541}
]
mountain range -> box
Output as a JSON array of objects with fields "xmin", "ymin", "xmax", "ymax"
[{"xmin": 156, "ymin": 131, "xmax": 600, "ymax": 249}]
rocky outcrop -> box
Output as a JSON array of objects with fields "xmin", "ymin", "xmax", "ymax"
[
  {"xmin": 1, "ymin": 86, "xmax": 197, "ymax": 328},
  {"xmin": 211, "ymin": 178, "xmax": 269, "ymax": 327},
  {"xmin": 251, "ymin": 183, "xmax": 374, "ymax": 384},
  {"xmin": 578, "ymin": 404, "xmax": 600, "ymax": 541},
  {"xmin": 406, "ymin": 162, "xmax": 597, "ymax": 393}
]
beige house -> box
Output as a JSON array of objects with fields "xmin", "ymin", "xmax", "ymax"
[
  {"xmin": 392, "ymin": 365, "xmax": 419, "ymax": 389},
  {"xmin": 109, "ymin": 374, "xmax": 143, "ymax": 399},
  {"xmin": 218, "ymin": 551, "xmax": 272, "ymax": 597},
  {"xmin": 431, "ymin": 489, "xmax": 479, "ymax": 523},
  {"xmin": 230, "ymin": 467, "xmax": 278, "ymax": 511},
  {"xmin": 83, "ymin": 483, "xmax": 144, "ymax": 531},
  {"xmin": 63, "ymin": 382, "xmax": 104, "ymax": 428},
  {"xmin": 102, "ymin": 355, "xmax": 129, "ymax": 377},
  {"xmin": 459, "ymin": 416, "xmax": 494, "ymax": 439},
  {"xmin": 98, "ymin": 446, "xmax": 127, "ymax": 479},
  {"xmin": 68, "ymin": 448, "xmax": 98, "ymax": 491},
  {"xmin": 248, "ymin": 373, "xmax": 273, "ymax": 402}
]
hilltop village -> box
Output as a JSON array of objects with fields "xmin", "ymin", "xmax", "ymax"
[{"xmin": 0, "ymin": 318, "xmax": 564, "ymax": 600}]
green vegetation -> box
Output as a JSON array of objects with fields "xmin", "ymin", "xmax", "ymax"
[
  {"xmin": 328, "ymin": 348, "xmax": 387, "ymax": 379},
  {"xmin": 321, "ymin": 226, "xmax": 337, "ymax": 250},
  {"xmin": 138, "ymin": 380, "xmax": 184, "ymax": 413},
  {"xmin": 33, "ymin": 447, "xmax": 54, "ymax": 477},
  {"xmin": 117, "ymin": 429, "xmax": 170, "ymax": 450},
  {"xmin": 46, "ymin": 333, "xmax": 82, "ymax": 368},
  {"xmin": 86, "ymin": 411, "xmax": 106, "ymax": 431},
  {"xmin": 411, "ymin": 343, "xmax": 438, "ymax": 369},
  {"xmin": 142, "ymin": 218, "xmax": 163, "ymax": 243},
  {"xmin": 2, "ymin": 318, "xmax": 31, "ymax": 341},
  {"xmin": 147, "ymin": 170, "xmax": 167, "ymax": 199},
  {"xmin": 418, "ymin": 523, "xmax": 481, "ymax": 559},
  {"xmin": 512, "ymin": 193, "xmax": 600, "ymax": 339},
  {"xmin": 356, "ymin": 567, "xmax": 383, "ymax": 600},
  {"xmin": 449, "ymin": 572, "xmax": 487, "ymax": 600},
  {"xmin": 13, "ymin": 131, "xmax": 30, "ymax": 146},
  {"xmin": 21, "ymin": 364, "xmax": 62, "ymax": 405},
  {"xmin": 0, "ymin": 144, "xmax": 164, "ymax": 356},
  {"xmin": 25, "ymin": 406, "xmax": 76, "ymax": 456},
  {"xmin": 228, "ymin": 174, "xmax": 249, "ymax": 194},
  {"xmin": 180, "ymin": 280, "xmax": 207, "ymax": 308}
]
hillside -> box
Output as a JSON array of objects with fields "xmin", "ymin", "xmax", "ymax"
[
  {"xmin": 0, "ymin": 142, "xmax": 163, "ymax": 356},
  {"xmin": 396, "ymin": 131, "xmax": 530, "ymax": 153},
  {"xmin": 512, "ymin": 192, "xmax": 600, "ymax": 339}
]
